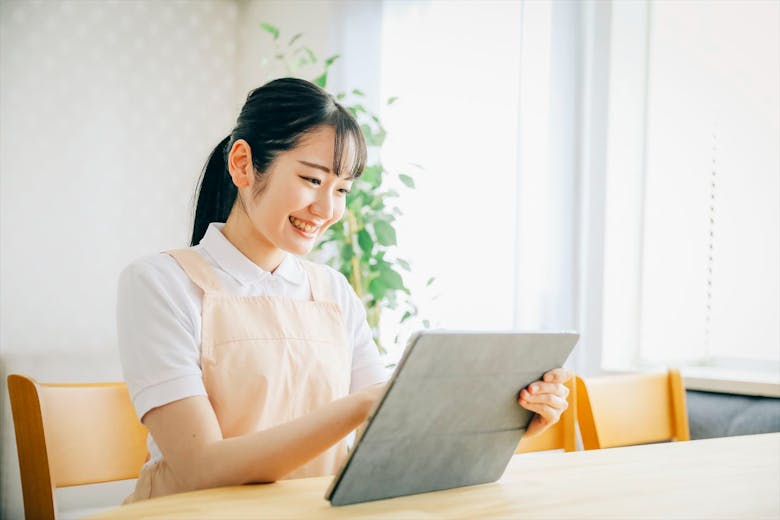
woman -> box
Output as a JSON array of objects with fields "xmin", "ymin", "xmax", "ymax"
[{"xmin": 117, "ymin": 78, "xmax": 571, "ymax": 502}]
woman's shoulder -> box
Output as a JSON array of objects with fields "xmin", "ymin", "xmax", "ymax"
[
  {"xmin": 317, "ymin": 261, "xmax": 348, "ymax": 284},
  {"xmin": 297, "ymin": 258, "xmax": 364, "ymax": 315},
  {"xmin": 121, "ymin": 250, "xmax": 183, "ymax": 278},
  {"xmin": 119, "ymin": 249, "xmax": 200, "ymax": 297},
  {"xmin": 298, "ymin": 258, "xmax": 349, "ymax": 289}
]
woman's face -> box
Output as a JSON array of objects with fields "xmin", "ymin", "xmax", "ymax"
[{"xmin": 227, "ymin": 125, "xmax": 354, "ymax": 260}]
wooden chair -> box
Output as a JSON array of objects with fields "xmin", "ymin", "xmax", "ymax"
[
  {"xmin": 516, "ymin": 376, "xmax": 577, "ymax": 453},
  {"xmin": 575, "ymin": 369, "xmax": 690, "ymax": 450},
  {"xmin": 7, "ymin": 374, "xmax": 148, "ymax": 520}
]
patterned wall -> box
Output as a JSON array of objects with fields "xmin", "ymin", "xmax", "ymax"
[
  {"xmin": 0, "ymin": 0, "xmax": 240, "ymax": 355},
  {"xmin": 0, "ymin": 1, "xmax": 241, "ymax": 516}
]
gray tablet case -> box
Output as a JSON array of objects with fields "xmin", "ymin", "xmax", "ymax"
[{"xmin": 325, "ymin": 330, "xmax": 579, "ymax": 506}]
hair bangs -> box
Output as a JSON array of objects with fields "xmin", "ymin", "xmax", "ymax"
[{"xmin": 332, "ymin": 105, "xmax": 367, "ymax": 180}]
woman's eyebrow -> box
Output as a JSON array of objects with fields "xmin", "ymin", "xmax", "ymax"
[{"xmin": 298, "ymin": 160, "xmax": 332, "ymax": 174}]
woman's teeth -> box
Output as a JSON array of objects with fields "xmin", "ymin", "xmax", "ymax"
[{"xmin": 290, "ymin": 216, "xmax": 317, "ymax": 234}]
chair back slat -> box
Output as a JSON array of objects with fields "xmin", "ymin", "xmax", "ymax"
[
  {"xmin": 40, "ymin": 383, "xmax": 148, "ymax": 486},
  {"xmin": 7, "ymin": 374, "xmax": 148, "ymax": 520},
  {"xmin": 576, "ymin": 370, "xmax": 690, "ymax": 450}
]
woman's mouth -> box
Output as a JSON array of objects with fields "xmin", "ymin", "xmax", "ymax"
[{"xmin": 289, "ymin": 216, "xmax": 319, "ymax": 236}]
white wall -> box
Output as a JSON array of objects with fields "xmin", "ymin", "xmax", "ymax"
[
  {"xmin": 235, "ymin": 0, "xmax": 384, "ymax": 124},
  {"xmin": 0, "ymin": 1, "xmax": 368, "ymax": 517}
]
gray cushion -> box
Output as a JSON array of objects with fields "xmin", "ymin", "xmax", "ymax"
[{"xmin": 686, "ymin": 390, "xmax": 780, "ymax": 439}]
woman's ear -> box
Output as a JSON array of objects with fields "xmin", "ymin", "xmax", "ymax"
[{"xmin": 227, "ymin": 139, "xmax": 253, "ymax": 188}]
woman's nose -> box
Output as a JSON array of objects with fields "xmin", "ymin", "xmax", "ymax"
[{"xmin": 311, "ymin": 191, "xmax": 334, "ymax": 220}]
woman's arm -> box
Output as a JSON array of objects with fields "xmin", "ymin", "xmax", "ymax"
[{"xmin": 143, "ymin": 383, "xmax": 385, "ymax": 493}]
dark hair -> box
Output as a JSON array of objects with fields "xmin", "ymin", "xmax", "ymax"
[{"xmin": 190, "ymin": 78, "xmax": 367, "ymax": 246}]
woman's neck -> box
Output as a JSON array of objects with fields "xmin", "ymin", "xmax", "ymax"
[{"xmin": 221, "ymin": 210, "xmax": 285, "ymax": 273}]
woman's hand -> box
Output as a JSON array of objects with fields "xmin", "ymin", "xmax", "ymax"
[{"xmin": 517, "ymin": 368, "xmax": 572, "ymax": 438}]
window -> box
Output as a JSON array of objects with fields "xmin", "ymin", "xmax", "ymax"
[
  {"xmin": 377, "ymin": 1, "xmax": 524, "ymax": 358},
  {"xmin": 602, "ymin": 1, "xmax": 779, "ymax": 377}
]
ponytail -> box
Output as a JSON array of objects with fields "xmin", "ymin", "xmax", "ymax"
[{"xmin": 191, "ymin": 135, "xmax": 233, "ymax": 246}]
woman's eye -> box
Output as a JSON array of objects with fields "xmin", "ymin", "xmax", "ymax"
[
  {"xmin": 302, "ymin": 177, "xmax": 321, "ymax": 186},
  {"xmin": 338, "ymin": 188, "xmax": 351, "ymax": 195}
]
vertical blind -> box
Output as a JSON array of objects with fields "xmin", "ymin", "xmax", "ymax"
[{"xmin": 603, "ymin": 0, "xmax": 779, "ymax": 370}]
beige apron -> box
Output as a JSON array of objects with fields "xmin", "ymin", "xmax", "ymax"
[{"xmin": 126, "ymin": 248, "xmax": 352, "ymax": 502}]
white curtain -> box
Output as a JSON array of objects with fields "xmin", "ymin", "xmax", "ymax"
[{"xmin": 376, "ymin": 0, "xmax": 606, "ymax": 376}]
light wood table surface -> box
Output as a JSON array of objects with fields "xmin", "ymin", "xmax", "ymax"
[{"xmin": 92, "ymin": 433, "xmax": 780, "ymax": 519}]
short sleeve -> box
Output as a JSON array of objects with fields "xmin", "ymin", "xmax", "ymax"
[
  {"xmin": 324, "ymin": 268, "xmax": 390, "ymax": 392},
  {"xmin": 116, "ymin": 256, "xmax": 207, "ymax": 421}
]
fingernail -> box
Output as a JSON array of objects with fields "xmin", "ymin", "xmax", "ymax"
[{"xmin": 531, "ymin": 384, "xmax": 538, "ymax": 392}]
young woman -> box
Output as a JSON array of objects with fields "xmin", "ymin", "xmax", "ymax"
[{"xmin": 117, "ymin": 78, "xmax": 571, "ymax": 502}]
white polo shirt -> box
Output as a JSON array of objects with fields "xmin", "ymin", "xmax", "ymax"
[{"xmin": 117, "ymin": 222, "xmax": 389, "ymax": 428}]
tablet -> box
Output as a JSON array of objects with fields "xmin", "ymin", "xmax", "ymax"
[{"xmin": 325, "ymin": 330, "xmax": 579, "ymax": 506}]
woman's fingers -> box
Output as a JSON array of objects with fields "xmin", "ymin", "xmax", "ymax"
[
  {"xmin": 518, "ymin": 385, "xmax": 569, "ymax": 439},
  {"xmin": 516, "ymin": 367, "xmax": 572, "ymax": 438},
  {"xmin": 543, "ymin": 368, "xmax": 572, "ymax": 384},
  {"xmin": 518, "ymin": 390, "xmax": 568, "ymax": 411},
  {"xmin": 523, "ymin": 405, "xmax": 561, "ymax": 437},
  {"xmin": 520, "ymin": 381, "xmax": 570, "ymax": 398}
]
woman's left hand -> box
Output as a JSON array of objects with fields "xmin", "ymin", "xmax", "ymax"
[{"xmin": 517, "ymin": 368, "xmax": 572, "ymax": 438}]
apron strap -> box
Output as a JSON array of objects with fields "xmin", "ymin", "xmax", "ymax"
[
  {"xmin": 299, "ymin": 260, "xmax": 335, "ymax": 303},
  {"xmin": 165, "ymin": 249, "xmax": 223, "ymax": 293}
]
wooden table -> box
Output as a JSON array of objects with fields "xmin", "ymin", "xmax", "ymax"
[{"xmin": 92, "ymin": 433, "xmax": 780, "ymax": 519}]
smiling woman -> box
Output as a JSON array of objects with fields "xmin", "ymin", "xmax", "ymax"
[
  {"xmin": 219, "ymin": 126, "xmax": 357, "ymax": 269},
  {"xmin": 115, "ymin": 77, "xmax": 571, "ymax": 503},
  {"xmin": 191, "ymin": 77, "xmax": 365, "ymax": 257}
]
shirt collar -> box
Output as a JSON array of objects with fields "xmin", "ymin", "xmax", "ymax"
[{"xmin": 199, "ymin": 223, "xmax": 305, "ymax": 286}]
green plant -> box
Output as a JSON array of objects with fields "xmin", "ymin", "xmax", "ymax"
[{"xmin": 260, "ymin": 23, "xmax": 432, "ymax": 353}]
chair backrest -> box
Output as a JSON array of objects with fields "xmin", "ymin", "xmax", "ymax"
[
  {"xmin": 516, "ymin": 377, "xmax": 577, "ymax": 453},
  {"xmin": 575, "ymin": 369, "xmax": 690, "ymax": 450},
  {"xmin": 7, "ymin": 374, "xmax": 148, "ymax": 520}
]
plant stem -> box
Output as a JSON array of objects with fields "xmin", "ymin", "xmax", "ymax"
[
  {"xmin": 275, "ymin": 41, "xmax": 293, "ymax": 75},
  {"xmin": 347, "ymin": 210, "xmax": 362, "ymax": 299},
  {"xmin": 368, "ymin": 305, "xmax": 380, "ymax": 332}
]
